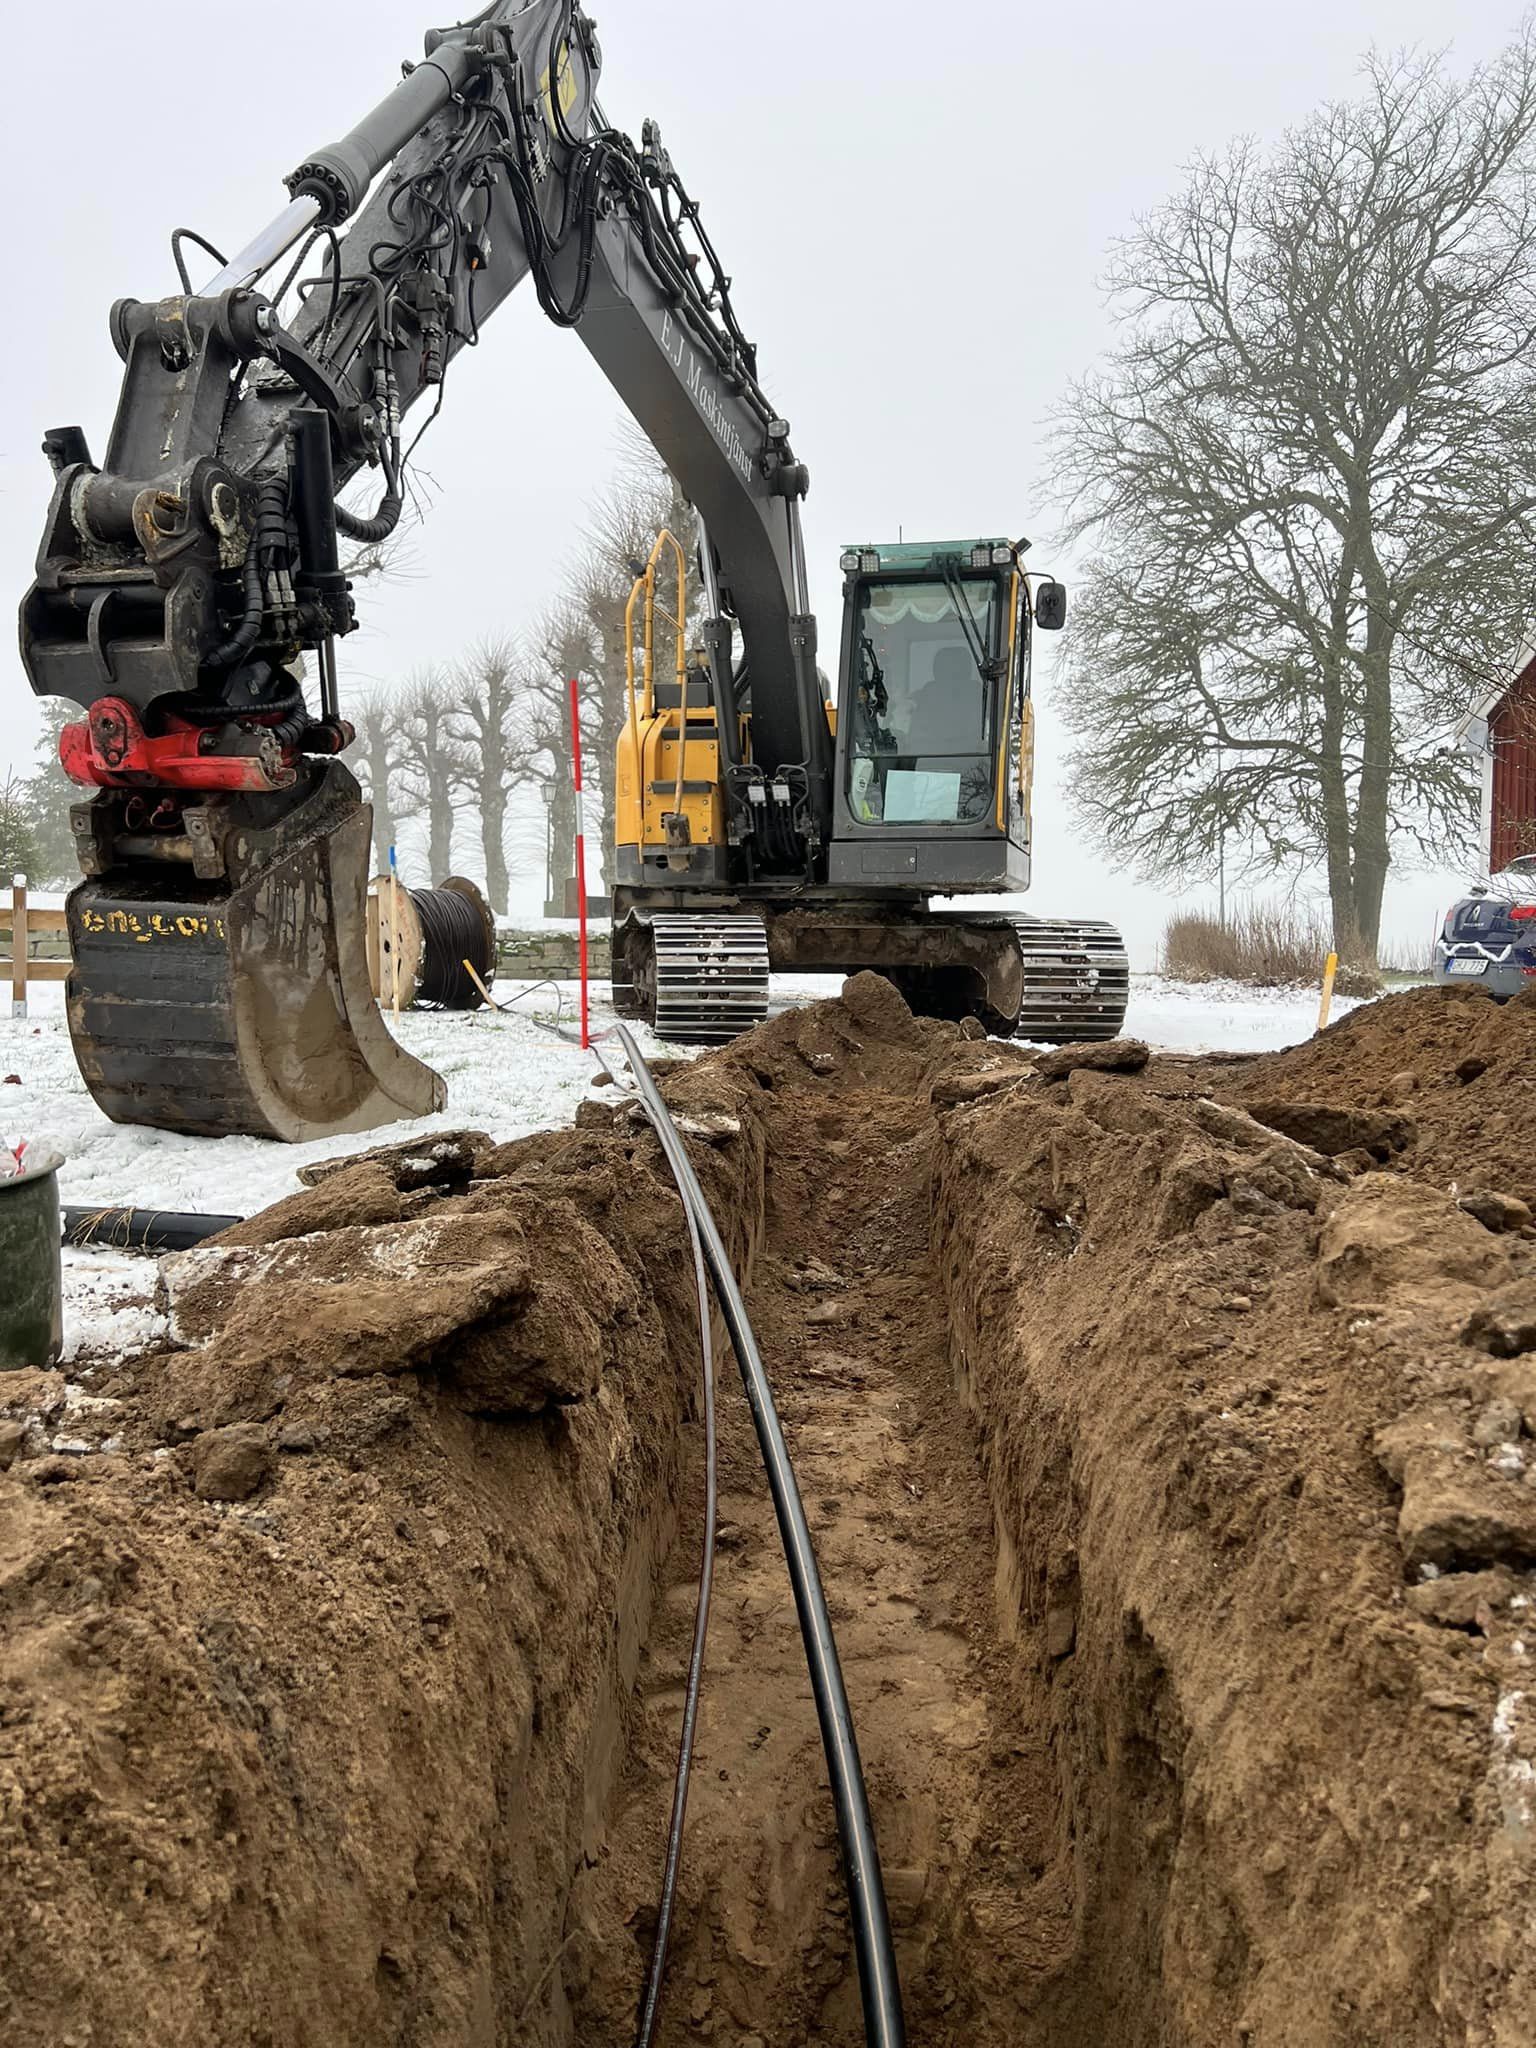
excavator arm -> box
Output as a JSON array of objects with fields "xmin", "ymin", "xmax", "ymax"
[{"xmin": 19, "ymin": 0, "xmax": 828, "ymax": 1139}]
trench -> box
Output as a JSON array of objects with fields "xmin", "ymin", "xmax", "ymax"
[
  {"xmin": 9, "ymin": 979, "xmax": 1534, "ymax": 2047},
  {"xmin": 568, "ymin": 1016, "xmax": 1171, "ymax": 2046}
]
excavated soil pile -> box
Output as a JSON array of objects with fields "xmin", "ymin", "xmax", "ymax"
[{"xmin": 4, "ymin": 978, "xmax": 1536, "ymax": 2046}]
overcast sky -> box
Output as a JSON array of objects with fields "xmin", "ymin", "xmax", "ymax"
[{"xmin": 2, "ymin": 0, "xmax": 1523, "ymax": 958}]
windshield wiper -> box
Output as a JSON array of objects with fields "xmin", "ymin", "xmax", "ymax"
[{"xmin": 941, "ymin": 561, "xmax": 1001, "ymax": 683}]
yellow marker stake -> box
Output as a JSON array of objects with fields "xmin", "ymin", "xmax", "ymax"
[
  {"xmin": 1317, "ymin": 951, "xmax": 1339, "ymax": 1033},
  {"xmin": 462, "ymin": 958, "xmax": 497, "ymax": 1009}
]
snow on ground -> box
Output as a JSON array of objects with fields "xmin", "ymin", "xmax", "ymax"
[
  {"xmin": 1123, "ymin": 974, "xmax": 1361, "ymax": 1053},
  {"xmin": 2, "ymin": 970, "xmax": 1355, "ymax": 1363}
]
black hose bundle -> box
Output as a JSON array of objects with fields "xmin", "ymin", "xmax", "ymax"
[
  {"xmin": 408, "ymin": 878, "xmax": 495, "ymax": 1009},
  {"xmin": 207, "ymin": 476, "xmax": 290, "ymax": 668}
]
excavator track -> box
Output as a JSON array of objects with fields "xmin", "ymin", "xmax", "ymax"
[
  {"xmin": 1001, "ymin": 916, "xmax": 1130, "ymax": 1043},
  {"xmin": 613, "ymin": 913, "xmax": 770, "ymax": 1043}
]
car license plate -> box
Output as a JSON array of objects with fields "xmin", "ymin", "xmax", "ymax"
[{"xmin": 1446, "ymin": 957, "xmax": 1487, "ymax": 976}]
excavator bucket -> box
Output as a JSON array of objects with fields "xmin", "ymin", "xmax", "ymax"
[{"xmin": 64, "ymin": 763, "xmax": 445, "ymax": 1142}]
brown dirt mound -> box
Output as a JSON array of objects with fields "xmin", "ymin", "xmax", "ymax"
[
  {"xmin": 3, "ymin": 976, "xmax": 1536, "ymax": 2045},
  {"xmin": 1225, "ymin": 981, "xmax": 1536, "ymax": 1205}
]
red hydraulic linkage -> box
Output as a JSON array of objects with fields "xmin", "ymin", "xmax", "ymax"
[{"xmin": 58, "ymin": 695, "xmax": 340, "ymax": 794}]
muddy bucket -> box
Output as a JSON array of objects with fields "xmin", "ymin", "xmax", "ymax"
[{"xmin": 0, "ymin": 1152, "xmax": 64, "ymax": 1371}]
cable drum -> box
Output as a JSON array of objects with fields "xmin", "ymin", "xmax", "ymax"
[{"xmin": 397, "ymin": 876, "xmax": 496, "ymax": 1010}]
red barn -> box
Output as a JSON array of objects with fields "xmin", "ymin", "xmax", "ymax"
[{"xmin": 1469, "ymin": 653, "xmax": 1536, "ymax": 873}]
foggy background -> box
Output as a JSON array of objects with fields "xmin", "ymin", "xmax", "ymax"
[{"xmin": 2, "ymin": 0, "xmax": 1519, "ymax": 960}]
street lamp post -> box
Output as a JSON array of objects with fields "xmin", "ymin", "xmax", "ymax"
[{"xmin": 540, "ymin": 779, "xmax": 558, "ymax": 919}]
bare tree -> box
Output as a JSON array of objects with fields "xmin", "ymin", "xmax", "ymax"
[
  {"xmin": 556, "ymin": 444, "xmax": 701, "ymax": 874},
  {"xmin": 394, "ymin": 670, "xmax": 471, "ymax": 883},
  {"xmin": 347, "ymin": 686, "xmax": 411, "ymax": 878},
  {"xmin": 446, "ymin": 637, "xmax": 539, "ymax": 915},
  {"xmin": 1053, "ymin": 30, "xmax": 1536, "ymax": 961}
]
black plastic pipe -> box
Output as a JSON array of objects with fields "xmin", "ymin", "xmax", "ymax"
[
  {"xmin": 62, "ymin": 1207, "xmax": 242, "ymax": 1254},
  {"xmin": 614, "ymin": 1025, "xmax": 907, "ymax": 2048},
  {"xmin": 633, "ymin": 1130, "xmax": 718, "ymax": 2048}
]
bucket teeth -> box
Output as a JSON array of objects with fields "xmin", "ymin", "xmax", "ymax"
[{"xmin": 65, "ymin": 763, "xmax": 445, "ymax": 1142}]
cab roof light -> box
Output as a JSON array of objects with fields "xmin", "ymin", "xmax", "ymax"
[
  {"xmin": 839, "ymin": 548, "xmax": 881, "ymax": 574},
  {"xmin": 968, "ymin": 543, "xmax": 1015, "ymax": 568}
]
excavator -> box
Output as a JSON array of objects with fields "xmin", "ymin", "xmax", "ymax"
[{"xmin": 20, "ymin": 0, "xmax": 1128, "ymax": 1143}]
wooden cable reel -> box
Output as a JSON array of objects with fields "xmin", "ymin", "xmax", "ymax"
[{"xmin": 367, "ymin": 874, "xmax": 497, "ymax": 1011}]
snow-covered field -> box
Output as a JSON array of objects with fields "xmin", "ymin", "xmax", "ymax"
[{"xmin": 2, "ymin": 971, "xmax": 1354, "ymax": 1360}]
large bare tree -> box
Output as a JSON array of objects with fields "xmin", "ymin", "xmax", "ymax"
[
  {"xmin": 1054, "ymin": 30, "xmax": 1536, "ymax": 959},
  {"xmin": 394, "ymin": 670, "xmax": 471, "ymax": 884},
  {"xmin": 446, "ymin": 637, "xmax": 537, "ymax": 915}
]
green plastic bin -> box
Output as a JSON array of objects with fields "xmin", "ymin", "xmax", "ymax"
[{"xmin": 0, "ymin": 1152, "xmax": 64, "ymax": 1371}]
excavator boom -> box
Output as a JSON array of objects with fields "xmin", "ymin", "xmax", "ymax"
[{"xmin": 22, "ymin": 1, "xmax": 1126, "ymax": 1139}]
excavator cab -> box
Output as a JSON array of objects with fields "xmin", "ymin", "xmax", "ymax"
[{"xmin": 830, "ymin": 540, "xmax": 1039, "ymax": 890}]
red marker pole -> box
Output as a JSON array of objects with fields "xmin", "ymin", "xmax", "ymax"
[{"xmin": 569, "ymin": 676, "xmax": 590, "ymax": 1049}]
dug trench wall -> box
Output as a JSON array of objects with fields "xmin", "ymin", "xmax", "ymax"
[
  {"xmin": 932, "ymin": 992, "xmax": 1536, "ymax": 2045},
  {"xmin": 0, "ymin": 1099, "xmax": 771, "ymax": 2048}
]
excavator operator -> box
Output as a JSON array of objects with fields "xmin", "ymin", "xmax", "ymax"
[{"xmin": 904, "ymin": 644, "xmax": 987, "ymax": 755}]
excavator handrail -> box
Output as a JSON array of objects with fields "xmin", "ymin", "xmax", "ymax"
[{"xmin": 624, "ymin": 527, "xmax": 691, "ymax": 813}]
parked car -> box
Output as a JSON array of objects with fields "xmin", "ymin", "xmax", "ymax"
[{"xmin": 1435, "ymin": 853, "xmax": 1536, "ymax": 996}]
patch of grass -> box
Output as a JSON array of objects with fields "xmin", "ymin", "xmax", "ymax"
[{"xmin": 1162, "ymin": 902, "xmax": 1383, "ymax": 993}]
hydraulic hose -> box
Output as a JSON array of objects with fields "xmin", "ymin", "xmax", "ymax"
[
  {"xmin": 334, "ymin": 482, "xmax": 403, "ymax": 543},
  {"xmin": 614, "ymin": 1025, "xmax": 907, "ymax": 2048},
  {"xmin": 207, "ymin": 477, "xmax": 289, "ymax": 668}
]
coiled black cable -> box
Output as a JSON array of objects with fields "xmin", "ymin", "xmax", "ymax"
[{"xmin": 409, "ymin": 882, "xmax": 495, "ymax": 1008}]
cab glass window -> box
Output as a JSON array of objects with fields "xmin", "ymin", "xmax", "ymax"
[{"xmin": 846, "ymin": 578, "xmax": 998, "ymax": 826}]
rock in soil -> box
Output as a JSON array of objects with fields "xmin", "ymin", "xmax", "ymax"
[
  {"xmin": 191, "ymin": 1422, "xmax": 273, "ymax": 1501},
  {"xmin": 1035, "ymin": 1036, "xmax": 1150, "ymax": 1079}
]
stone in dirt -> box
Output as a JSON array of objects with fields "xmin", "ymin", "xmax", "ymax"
[
  {"xmin": 1397, "ymin": 1467, "xmax": 1536, "ymax": 1571},
  {"xmin": 1470, "ymin": 1398, "xmax": 1524, "ymax": 1448},
  {"xmin": 296, "ymin": 1130, "xmax": 489, "ymax": 1191},
  {"xmin": 1244, "ymin": 1100, "xmax": 1415, "ymax": 1159},
  {"xmin": 1376, "ymin": 1412, "xmax": 1536, "ymax": 1567},
  {"xmin": 1462, "ymin": 1282, "xmax": 1536, "ymax": 1358},
  {"xmin": 1314, "ymin": 1177, "xmax": 1511, "ymax": 1312},
  {"xmin": 1405, "ymin": 1568, "xmax": 1515, "ymax": 1628},
  {"xmin": 191, "ymin": 1423, "xmax": 273, "ymax": 1502},
  {"xmin": 0, "ymin": 1419, "xmax": 27, "ymax": 1470},
  {"xmin": 1458, "ymin": 1189, "xmax": 1534, "ymax": 1235},
  {"xmin": 1035, "ymin": 1038, "xmax": 1150, "ymax": 1080}
]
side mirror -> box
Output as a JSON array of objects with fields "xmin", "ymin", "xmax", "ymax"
[{"xmin": 1034, "ymin": 580, "xmax": 1068, "ymax": 632}]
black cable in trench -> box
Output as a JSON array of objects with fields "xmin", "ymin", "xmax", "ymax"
[
  {"xmin": 631, "ymin": 1108, "xmax": 717, "ymax": 2048},
  {"xmin": 614, "ymin": 1024, "xmax": 907, "ymax": 2048}
]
